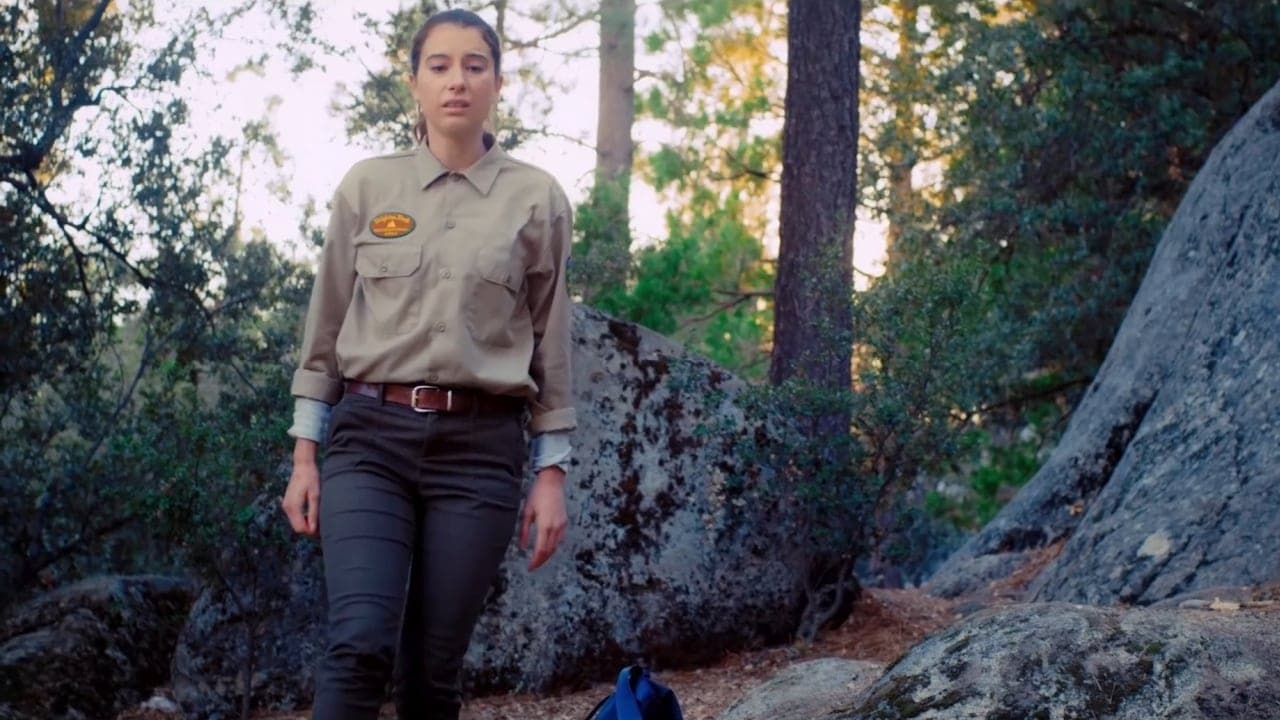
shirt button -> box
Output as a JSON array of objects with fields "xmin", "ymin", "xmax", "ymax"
[
  {"xmin": 440, "ymin": 268, "xmax": 452, "ymax": 279},
  {"xmin": 434, "ymin": 321, "xmax": 447, "ymax": 332},
  {"xmin": 427, "ymin": 373, "xmax": 439, "ymax": 383},
  {"xmin": 445, "ymin": 220, "xmax": 456, "ymax": 229},
  {"xmin": 379, "ymin": 264, "xmax": 388, "ymax": 273}
]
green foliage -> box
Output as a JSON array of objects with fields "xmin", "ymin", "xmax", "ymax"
[
  {"xmin": 113, "ymin": 359, "xmax": 295, "ymax": 574},
  {"xmin": 336, "ymin": 2, "xmax": 442, "ymax": 150},
  {"xmin": 615, "ymin": 189, "xmax": 773, "ymax": 376},
  {"xmin": 594, "ymin": 0, "xmax": 781, "ymax": 377},
  {"xmin": 0, "ymin": 0, "xmax": 312, "ymax": 612},
  {"xmin": 853, "ymin": 0, "xmax": 1280, "ymax": 539},
  {"xmin": 662, "ymin": 0, "xmax": 1280, "ymax": 581},
  {"xmin": 571, "ymin": 177, "xmax": 632, "ymax": 309},
  {"xmin": 924, "ymin": 426, "xmax": 1045, "ymax": 531},
  {"xmin": 931, "ymin": 0, "xmax": 1280, "ymax": 379}
]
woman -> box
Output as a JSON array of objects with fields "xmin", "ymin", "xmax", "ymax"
[{"xmin": 279, "ymin": 9, "xmax": 575, "ymax": 719}]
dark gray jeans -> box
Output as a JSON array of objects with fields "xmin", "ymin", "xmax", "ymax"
[{"xmin": 312, "ymin": 391, "xmax": 525, "ymax": 720}]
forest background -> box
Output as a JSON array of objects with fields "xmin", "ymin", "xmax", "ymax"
[{"xmin": 3, "ymin": 0, "xmax": 1280, "ymax": 623}]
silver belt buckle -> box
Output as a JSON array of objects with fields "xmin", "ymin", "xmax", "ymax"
[{"xmin": 410, "ymin": 385, "xmax": 452, "ymax": 413}]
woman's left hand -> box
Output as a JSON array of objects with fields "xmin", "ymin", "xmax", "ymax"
[{"xmin": 519, "ymin": 466, "xmax": 568, "ymax": 571}]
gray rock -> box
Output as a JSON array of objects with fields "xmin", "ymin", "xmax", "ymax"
[
  {"xmin": 930, "ymin": 79, "xmax": 1280, "ymax": 601},
  {"xmin": 839, "ymin": 602, "xmax": 1280, "ymax": 720},
  {"xmin": 0, "ymin": 575, "xmax": 194, "ymax": 720},
  {"xmin": 922, "ymin": 551, "xmax": 1031, "ymax": 600},
  {"xmin": 1149, "ymin": 582, "xmax": 1280, "ymax": 610},
  {"xmin": 718, "ymin": 658, "xmax": 884, "ymax": 720},
  {"xmin": 1027, "ymin": 81, "xmax": 1280, "ymax": 605},
  {"xmin": 172, "ymin": 305, "xmax": 807, "ymax": 715},
  {"xmin": 466, "ymin": 305, "xmax": 806, "ymax": 692}
]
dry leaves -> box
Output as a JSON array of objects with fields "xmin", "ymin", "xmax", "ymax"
[{"xmin": 457, "ymin": 587, "xmax": 956, "ymax": 720}]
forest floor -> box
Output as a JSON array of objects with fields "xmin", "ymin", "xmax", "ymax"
[
  {"xmin": 441, "ymin": 542, "xmax": 1061, "ymax": 719},
  {"xmin": 221, "ymin": 588, "xmax": 955, "ymax": 720},
  {"xmin": 115, "ymin": 587, "xmax": 956, "ymax": 720},
  {"xmin": 123, "ymin": 545, "xmax": 1066, "ymax": 720},
  {"xmin": 450, "ymin": 587, "xmax": 958, "ymax": 720}
]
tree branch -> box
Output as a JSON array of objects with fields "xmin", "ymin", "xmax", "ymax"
[
  {"xmin": 680, "ymin": 289, "xmax": 772, "ymax": 328},
  {"xmin": 505, "ymin": 7, "xmax": 598, "ymax": 51},
  {"xmin": 5, "ymin": 0, "xmax": 114, "ymax": 173},
  {"xmin": 29, "ymin": 510, "xmax": 140, "ymax": 580},
  {"xmin": 519, "ymin": 127, "xmax": 595, "ymax": 151}
]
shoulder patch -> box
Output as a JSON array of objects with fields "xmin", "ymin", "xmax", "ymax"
[{"xmin": 370, "ymin": 212, "xmax": 416, "ymax": 238}]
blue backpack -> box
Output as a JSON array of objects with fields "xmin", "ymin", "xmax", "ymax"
[{"xmin": 584, "ymin": 665, "xmax": 684, "ymax": 720}]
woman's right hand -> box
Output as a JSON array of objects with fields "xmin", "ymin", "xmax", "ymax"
[{"xmin": 282, "ymin": 439, "xmax": 321, "ymax": 537}]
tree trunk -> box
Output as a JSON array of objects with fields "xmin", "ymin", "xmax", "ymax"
[
  {"xmin": 490, "ymin": 0, "xmax": 507, "ymax": 132},
  {"xmin": 885, "ymin": 0, "xmax": 918, "ymax": 263},
  {"xmin": 578, "ymin": 0, "xmax": 636, "ymax": 304},
  {"xmin": 596, "ymin": 0, "xmax": 635, "ymax": 187},
  {"xmin": 770, "ymin": 0, "xmax": 860, "ymax": 393}
]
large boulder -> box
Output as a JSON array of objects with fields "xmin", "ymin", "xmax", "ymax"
[
  {"xmin": 466, "ymin": 305, "xmax": 805, "ymax": 690},
  {"xmin": 0, "ymin": 575, "xmax": 194, "ymax": 720},
  {"xmin": 172, "ymin": 305, "xmax": 807, "ymax": 716},
  {"xmin": 929, "ymin": 79, "xmax": 1280, "ymax": 603},
  {"xmin": 840, "ymin": 602, "xmax": 1280, "ymax": 720}
]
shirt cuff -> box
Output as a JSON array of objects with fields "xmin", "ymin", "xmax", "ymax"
[
  {"xmin": 287, "ymin": 397, "xmax": 332, "ymax": 443},
  {"xmin": 290, "ymin": 368, "xmax": 344, "ymax": 405},
  {"xmin": 530, "ymin": 430, "xmax": 572, "ymax": 473},
  {"xmin": 528, "ymin": 406, "xmax": 577, "ymax": 434}
]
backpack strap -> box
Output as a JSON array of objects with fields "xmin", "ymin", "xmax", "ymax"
[{"xmin": 613, "ymin": 666, "xmax": 645, "ymax": 720}]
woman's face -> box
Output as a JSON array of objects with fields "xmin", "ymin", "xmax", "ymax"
[{"xmin": 409, "ymin": 23, "xmax": 501, "ymax": 141}]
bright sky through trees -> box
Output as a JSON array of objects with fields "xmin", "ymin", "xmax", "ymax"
[{"xmin": 109, "ymin": 0, "xmax": 885, "ymax": 283}]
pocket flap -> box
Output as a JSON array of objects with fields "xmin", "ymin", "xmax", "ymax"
[
  {"xmin": 356, "ymin": 243, "xmax": 422, "ymax": 278},
  {"xmin": 479, "ymin": 247, "xmax": 523, "ymax": 291}
]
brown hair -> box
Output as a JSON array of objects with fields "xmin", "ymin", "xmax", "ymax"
[{"xmin": 410, "ymin": 9, "xmax": 502, "ymax": 145}]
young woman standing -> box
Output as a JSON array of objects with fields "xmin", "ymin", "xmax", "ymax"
[{"xmin": 279, "ymin": 9, "xmax": 576, "ymax": 719}]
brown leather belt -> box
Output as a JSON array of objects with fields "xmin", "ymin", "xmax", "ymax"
[{"xmin": 344, "ymin": 380, "xmax": 524, "ymax": 415}]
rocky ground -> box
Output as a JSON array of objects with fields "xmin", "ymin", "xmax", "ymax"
[
  {"xmin": 314, "ymin": 586, "xmax": 951, "ymax": 720},
  {"xmin": 117, "ymin": 586, "xmax": 957, "ymax": 720},
  {"xmin": 120, "ymin": 543, "xmax": 1064, "ymax": 720},
  {"xmin": 105, "ymin": 508, "xmax": 1111, "ymax": 720},
  {"xmin": 112, "ymin": 527, "xmax": 1280, "ymax": 717}
]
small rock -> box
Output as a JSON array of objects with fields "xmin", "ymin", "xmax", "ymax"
[{"xmin": 718, "ymin": 658, "xmax": 885, "ymax": 720}]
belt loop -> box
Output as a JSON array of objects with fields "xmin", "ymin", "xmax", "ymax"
[{"xmin": 378, "ymin": 382, "xmax": 386, "ymax": 405}]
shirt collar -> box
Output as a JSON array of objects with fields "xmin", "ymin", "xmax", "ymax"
[{"xmin": 413, "ymin": 132, "xmax": 504, "ymax": 195}]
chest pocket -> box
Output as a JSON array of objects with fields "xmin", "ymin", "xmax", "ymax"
[
  {"xmin": 466, "ymin": 242, "xmax": 526, "ymax": 347},
  {"xmin": 354, "ymin": 243, "xmax": 423, "ymax": 336}
]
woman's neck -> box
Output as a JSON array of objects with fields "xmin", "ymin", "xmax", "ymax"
[{"xmin": 426, "ymin": 132, "xmax": 488, "ymax": 171}]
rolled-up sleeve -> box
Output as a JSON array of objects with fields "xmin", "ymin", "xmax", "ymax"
[
  {"xmin": 530, "ymin": 430, "xmax": 573, "ymax": 472},
  {"xmin": 287, "ymin": 397, "xmax": 332, "ymax": 443},
  {"xmin": 290, "ymin": 189, "xmax": 357, "ymax": 404},
  {"xmin": 524, "ymin": 188, "xmax": 576, "ymax": 433}
]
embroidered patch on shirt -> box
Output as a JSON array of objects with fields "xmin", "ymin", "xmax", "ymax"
[{"xmin": 370, "ymin": 212, "xmax": 416, "ymax": 238}]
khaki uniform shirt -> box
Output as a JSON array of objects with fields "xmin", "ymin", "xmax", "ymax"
[{"xmin": 290, "ymin": 137, "xmax": 576, "ymax": 434}]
